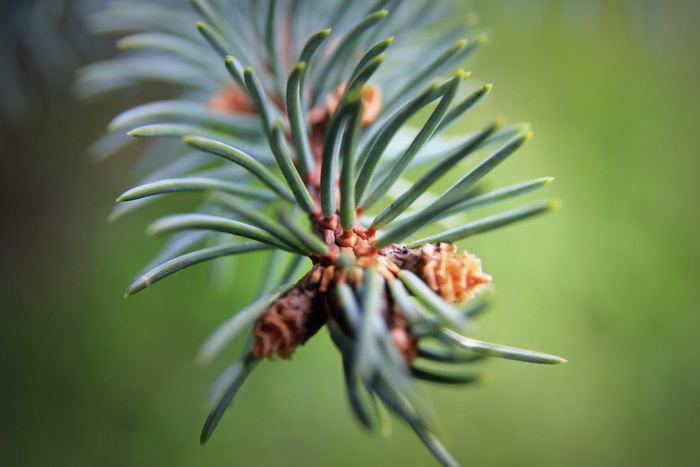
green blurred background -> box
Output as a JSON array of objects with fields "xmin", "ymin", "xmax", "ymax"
[{"xmin": 2, "ymin": 1, "xmax": 699, "ymax": 465}]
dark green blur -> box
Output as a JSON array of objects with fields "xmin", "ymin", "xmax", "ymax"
[{"xmin": 2, "ymin": 1, "xmax": 699, "ymax": 465}]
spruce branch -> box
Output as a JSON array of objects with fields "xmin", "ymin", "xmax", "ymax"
[{"xmin": 81, "ymin": 1, "xmax": 566, "ymax": 465}]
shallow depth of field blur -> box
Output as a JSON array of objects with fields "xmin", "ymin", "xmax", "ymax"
[{"xmin": 2, "ymin": 1, "xmax": 699, "ymax": 466}]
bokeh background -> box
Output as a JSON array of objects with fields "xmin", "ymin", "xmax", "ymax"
[{"xmin": 2, "ymin": 0, "xmax": 699, "ymax": 466}]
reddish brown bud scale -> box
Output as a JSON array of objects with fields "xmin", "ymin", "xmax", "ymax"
[
  {"xmin": 253, "ymin": 239, "xmax": 490, "ymax": 360},
  {"xmin": 207, "ymin": 83, "xmax": 258, "ymax": 114},
  {"xmin": 325, "ymin": 82, "xmax": 382, "ymax": 126},
  {"xmin": 251, "ymin": 265, "xmax": 326, "ymax": 359},
  {"xmin": 388, "ymin": 243, "xmax": 492, "ymax": 304}
]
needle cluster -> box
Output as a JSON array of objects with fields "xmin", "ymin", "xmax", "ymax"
[{"xmin": 81, "ymin": 1, "xmax": 565, "ymax": 465}]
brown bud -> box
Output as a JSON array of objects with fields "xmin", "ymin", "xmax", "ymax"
[
  {"xmin": 388, "ymin": 243, "xmax": 492, "ymax": 304},
  {"xmin": 207, "ymin": 83, "xmax": 257, "ymax": 114},
  {"xmin": 252, "ymin": 266, "xmax": 327, "ymax": 359},
  {"xmin": 325, "ymin": 82, "xmax": 382, "ymax": 126}
]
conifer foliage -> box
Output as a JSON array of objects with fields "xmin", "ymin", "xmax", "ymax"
[{"xmin": 81, "ymin": 1, "xmax": 565, "ymax": 465}]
